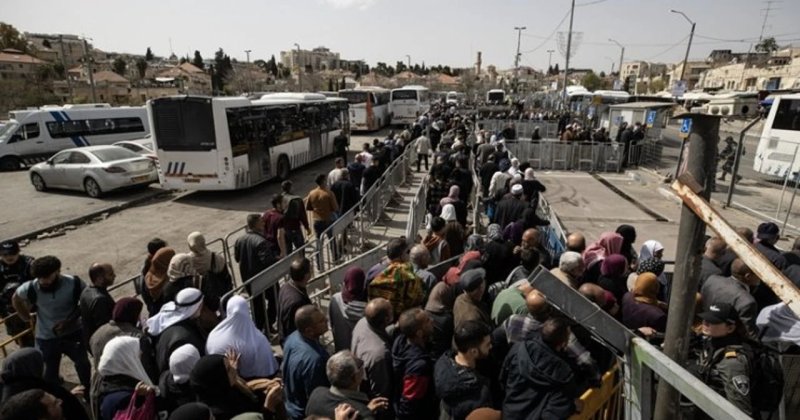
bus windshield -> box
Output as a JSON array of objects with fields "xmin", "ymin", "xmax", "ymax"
[
  {"xmin": 151, "ymin": 97, "xmax": 216, "ymax": 151},
  {"xmin": 392, "ymin": 90, "xmax": 418, "ymax": 101},
  {"xmin": 488, "ymin": 92, "xmax": 504, "ymax": 102},
  {"xmin": 339, "ymin": 91, "xmax": 370, "ymax": 104}
]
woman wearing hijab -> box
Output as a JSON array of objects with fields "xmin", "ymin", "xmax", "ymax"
[
  {"xmin": 582, "ymin": 232, "xmax": 624, "ymax": 284},
  {"xmin": 637, "ymin": 240, "xmax": 670, "ymax": 298},
  {"xmin": 441, "ymin": 204, "xmax": 466, "ymax": 256},
  {"xmin": 95, "ymin": 336, "xmax": 158, "ymax": 420},
  {"xmin": 189, "ymin": 355, "xmax": 274, "ymax": 420},
  {"xmin": 615, "ymin": 225, "xmax": 638, "ymax": 269},
  {"xmin": 159, "ymin": 344, "xmax": 201, "ymax": 415},
  {"xmin": 142, "ymin": 247, "xmax": 176, "ymax": 315},
  {"xmin": 1, "ymin": 348, "xmax": 90, "ymax": 420},
  {"xmin": 90, "ymin": 297, "xmax": 144, "ymax": 366},
  {"xmin": 622, "ymin": 273, "xmax": 668, "ymax": 337},
  {"xmin": 482, "ymin": 223, "xmax": 518, "ymax": 287},
  {"xmin": 597, "ymin": 254, "xmax": 629, "ymax": 303},
  {"xmin": 423, "ymin": 216, "xmax": 451, "ymax": 265},
  {"xmin": 187, "ymin": 232, "xmax": 225, "ymax": 275},
  {"xmin": 207, "ymin": 296, "xmax": 279, "ymax": 379},
  {"xmin": 425, "ymin": 281, "xmax": 457, "ymax": 358},
  {"xmin": 440, "ymin": 185, "xmax": 468, "ymax": 226},
  {"xmin": 163, "ymin": 253, "xmax": 197, "ymax": 304},
  {"xmin": 328, "ymin": 267, "xmax": 368, "ymax": 352},
  {"xmin": 146, "ymin": 288, "xmax": 207, "ymax": 374},
  {"xmin": 627, "ymin": 258, "xmax": 666, "ymax": 293}
]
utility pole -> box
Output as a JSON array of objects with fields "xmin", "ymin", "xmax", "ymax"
[
  {"xmin": 58, "ymin": 35, "xmax": 73, "ymax": 103},
  {"xmin": 653, "ymin": 113, "xmax": 721, "ymax": 420},
  {"xmin": 294, "ymin": 43, "xmax": 302, "ymax": 92},
  {"xmin": 609, "ymin": 39, "xmax": 625, "ymax": 89},
  {"xmin": 244, "ymin": 49, "xmax": 252, "ymax": 92},
  {"xmin": 513, "ymin": 26, "xmax": 526, "ymax": 94},
  {"xmin": 405, "ymin": 54, "xmax": 411, "ymax": 69},
  {"xmin": 671, "ymin": 9, "xmax": 696, "ymax": 88},
  {"xmin": 82, "ymin": 37, "xmax": 97, "ymax": 103},
  {"xmin": 561, "ymin": 0, "xmax": 575, "ymax": 107}
]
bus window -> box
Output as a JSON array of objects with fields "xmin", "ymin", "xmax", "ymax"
[
  {"xmin": 392, "ymin": 90, "xmax": 417, "ymax": 101},
  {"xmin": 152, "ymin": 98, "xmax": 216, "ymax": 151},
  {"xmin": 772, "ymin": 99, "xmax": 800, "ymax": 131},
  {"xmin": 339, "ymin": 91, "xmax": 369, "ymax": 104}
]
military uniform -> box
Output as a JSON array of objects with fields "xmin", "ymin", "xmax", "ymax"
[
  {"xmin": 698, "ymin": 338, "xmax": 753, "ymax": 416},
  {"xmin": 0, "ymin": 246, "xmax": 35, "ymax": 347}
]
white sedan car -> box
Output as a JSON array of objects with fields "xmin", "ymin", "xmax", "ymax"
[{"xmin": 30, "ymin": 146, "xmax": 158, "ymax": 197}]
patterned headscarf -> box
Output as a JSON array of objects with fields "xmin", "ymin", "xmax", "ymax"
[
  {"xmin": 487, "ymin": 224, "xmax": 503, "ymax": 242},
  {"xmin": 637, "ymin": 258, "xmax": 665, "ymax": 276}
]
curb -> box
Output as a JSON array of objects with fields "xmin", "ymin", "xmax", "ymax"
[{"xmin": 7, "ymin": 189, "xmax": 172, "ymax": 244}]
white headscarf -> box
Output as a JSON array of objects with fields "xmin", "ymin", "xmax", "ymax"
[
  {"xmin": 98, "ymin": 336, "xmax": 153, "ymax": 386},
  {"xmin": 187, "ymin": 232, "xmax": 223, "ymax": 274},
  {"xmin": 440, "ymin": 204, "xmax": 457, "ymax": 222},
  {"xmin": 146, "ymin": 288, "xmax": 204, "ymax": 335},
  {"xmin": 169, "ymin": 343, "xmax": 200, "ymax": 384},
  {"xmin": 167, "ymin": 252, "xmax": 196, "ymax": 281},
  {"xmin": 206, "ymin": 295, "xmax": 279, "ymax": 379},
  {"xmin": 639, "ymin": 240, "xmax": 664, "ymax": 261}
]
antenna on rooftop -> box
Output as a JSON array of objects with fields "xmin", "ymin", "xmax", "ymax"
[{"xmin": 759, "ymin": 0, "xmax": 782, "ymax": 42}]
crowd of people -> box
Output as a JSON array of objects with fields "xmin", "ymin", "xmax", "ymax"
[{"xmin": 0, "ymin": 103, "xmax": 798, "ymax": 420}]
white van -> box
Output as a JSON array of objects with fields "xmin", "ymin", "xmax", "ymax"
[
  {"xmin": 753, "ymin": 93, "xmax": 800, "ymax": 179},
  {"xmin": 0, "ymin": 104, "xmax": 150, "ymax": 170}
]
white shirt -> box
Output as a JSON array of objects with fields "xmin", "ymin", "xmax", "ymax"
[
  {"xmin": 357, "ymin": 151, "xmax": 373, "ymax": 166},
  {"xmin": 328, "ymin": 168, "xmax": 343, "ymax": 186}
]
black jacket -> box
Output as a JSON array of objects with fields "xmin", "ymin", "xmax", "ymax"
[
  {"xmin": 234, "ymin": 230, "xmax": 275, "ymax": 282},
  {"xmin": 493, "ymin": 197, "xmax": 527, "ymax": 229},
  {"xmin": 154, "ymin": 319, "xmax": 206, "ymax": 374},
  {"xmin": 332, "ymin": 179, "xmax": 359, "ymax": 214},
  {"xmin": 501, "ymin": 336, "xmax": 577, "ymax": 420},
  {"xmin": 434, "ymin": 351, "xmax": 493, "ymax": 420},
  {"xmin": 391, "ymin": 335, "xmax": 437, "ymax": 419},
  {"xmin": 158, "ymin": 370, "xmax": 196, "ymax": 415}
]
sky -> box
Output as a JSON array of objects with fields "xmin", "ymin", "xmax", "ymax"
[{"xmin": 4, "ymin": 0, "xmax": 800, "ymax": 73}]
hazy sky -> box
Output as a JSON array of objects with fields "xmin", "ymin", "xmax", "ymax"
[{"xmin": 5, "ymin": 0, "xmax": 800, "ymax": 72}]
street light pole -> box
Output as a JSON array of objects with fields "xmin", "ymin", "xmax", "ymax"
[
  {"xmin": 561, "ymin": 0, "xmax": 575, "ymax": 107},
  {"xmin": 547, "ymin": 49, "xmax": 555, "ymax": 69},
  {"xmin": 514, "ymin": 26, "xmax": 526, "ymax": 94},
  {"xmin": 244, "ymin": 49, "xmax": 252, "ymax": 93},
  {"xmin": 609, "ymin": 38, "xmax": 625, "ymax": 90},
  {"xmin": 58, "ymin": 35, "xmax": 73, "ymax": 103},
  {"xmin": 671, "ymin": 9, "xmax": 696, "ymax": 90},
  {"xmin": 82, "ymin": 37, "xmax": 97, "ymax": 103}
]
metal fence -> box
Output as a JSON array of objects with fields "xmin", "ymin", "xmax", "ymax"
[
  {"xmin": 477, "ymin": 119, "xmax": 560, "ymax": 138},
  {"xmin": 504, "ymin": 140, "xmax": 628, "ymax": 173}
]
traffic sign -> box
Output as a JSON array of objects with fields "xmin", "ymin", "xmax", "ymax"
[
  {"xmin": 646, "ymin": 110, "xmax": 657, "ymax": 128},
  {"xmin": 679, "ymin": 118, "xmax": 692, "ymax": 139}
]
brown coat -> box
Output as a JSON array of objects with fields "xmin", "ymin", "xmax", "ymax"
[{"xmin": 453, "ymin": 293, "xmax": 492, "ymax": 329}]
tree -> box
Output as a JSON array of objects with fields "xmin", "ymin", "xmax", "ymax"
[
  {"xmin": 547, "ymin": 65, "xmax": 553, "ymax": 76},
  {"xmin": 755, "ymin": 37, "xmax": 779, "ymax": 54},
  {"xmin": 328, "ymin": 78, "xmax": 334, "ymax": 92},
  {"xmin": 267, "ymin": 55, "xmax": 278, "ymax": 77},
  {"xmin": 53, "ymin": 62, "xmax": 65, "ymax": 78},
  {"xmin": 581, "ymin": 71, "xmax": 602, "ymax": 91},
  {"xmin": 212, "ymin": 48, "xmax": 234, "ymax": 94},
  {"xmin": 135, "ymin": 58, "xmax": 148, "ymax": 80},
  {"xmin": 396, "ymin": 61, "xmax": 407, "ymax": 74},
  {"xmin": 179, "ymin": 56, "xmax": 188, "ymax": 65},
  {"xmin": 145, "ymin": 47, "xmax": 154, "ymax": 61},
  {"xmin": 553, "ymin": 63, "xmax": 560, "ymax": 75},
  {"xmin": 599, "ymin": 71, "xmax": 606, "ymax": 78},
  {"xmin": 0, "ymin": 22, "xmax": 28, "ymax": 52},
  {"xmin": 650, "ymin": 79, "xmax": 666, "ymax": 93},
  {"xmin": 112, "ymin": 58, "xmax": 127, "ymax": 76},
  {"xmin": 42, "ymin": 39, "xmax": 51, "ymax": 49},
  {"xmin": 192, "ymin": 50, "xmax": 204, "ymax": 69}
]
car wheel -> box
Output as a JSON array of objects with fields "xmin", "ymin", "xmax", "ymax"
[
  {"xmin": 0, "ymin": 156, "xmax": 22, "ymax": 171},
  {"xmin": 30, "ymin": 173, "xmax": 47, "ymax": 191},
  {"xmin": 84, "ymin": 177, "xmax": 102, "ymax": 198},
  {"xmin": 277, "ymin": 155, "xmax": 291, "ymax": 180}
]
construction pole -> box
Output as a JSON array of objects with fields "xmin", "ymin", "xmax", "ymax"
[
  {"xmin": 654, "ymin": 113, "xmax": 721, "ymax": 420},
  {"xmin": 82, "ymin": 38, "xmax": 97, "ymax": 103},
  {"xmin": 561, "ymin": 0, "xmax": 576, "ymax": 108},
  {"xmin": 58, "ymin": 36, "xmax": 74, "ymax": 103}
]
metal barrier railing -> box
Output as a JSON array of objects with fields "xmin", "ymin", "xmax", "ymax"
[
  {"xmin": 477, "ymin": 119, "xmax": 559, "ymax": 139},
  {"xmin": 505, "ymin": 140, "xmax": 630, "ymax": 173},
  {"xmin": 404, "ymin": 175, "xmax": 430, "ymax": 242},
  {"xmin": 569, "ymin": 362, "xmax": 624, "ymax": 420}
]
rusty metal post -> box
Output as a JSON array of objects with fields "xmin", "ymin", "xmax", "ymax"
[{"xmin": 653, "ymin": 114, "xmax": 720, "ymax": 420}]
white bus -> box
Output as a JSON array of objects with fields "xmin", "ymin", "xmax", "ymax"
[
  {"xmin": 486, "ymin": 89, "xmax": 506, "ymax": 105},
  {"xmin": 390, "ymin": 85, "xmax": 430, "ymax": 126},
  {"xmin": 148, "ymin": 93, "xmax": 349, "ymax": 190},
  {"xmin": 0, "ymin": 104, "xmax": 149, "ymax": 170},
  {"xmin": 446, "ymin": 91, "xmax": 459, "ymax": 105},
  {"xmin": 338, "ymin": 87, "xmax": 391, "ymax": 131},
  {"xmin": 754, "ymin": 93, "xmax": 800, "ymax": 179}
]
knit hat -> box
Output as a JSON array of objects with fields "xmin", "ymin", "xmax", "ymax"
[{"xmin": 112, "ymin": 297, "xmax": 144, "ymax": 324}]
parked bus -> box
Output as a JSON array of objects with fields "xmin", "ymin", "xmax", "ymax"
[
  {"xmin": 338, "ymin": 87, "xmax": 391, "ymax": 131},
  {"xmin": 148, "ymin": 93, "xmax": 349, "ymax": 190},
  {"xmin": 446, "ymin": 91, "xmax": 459, "ymax": 105},
  {"xmin": 390, "ymin": 85, "xmax": 430, "ymax": 126},
  {"xmin": 486, "ymin": 89, "xmax": 506, "ymax": 105},
  {"xmin": 753, "ymin": 93, "xmax": 800, "ymax": 179},
  {"xmin": 0, "ymin": 104, "xmax": 149, "ymax": 170}
]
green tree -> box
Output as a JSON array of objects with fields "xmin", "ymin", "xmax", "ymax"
[
  {"xmin": 650, "ymin": 79, "xmax": 666, "ymax": 93},
  {"xmin": 145, "ymin": 47, "xmax": 154, "ymax": 61},
  {"xmin": 179, "ymin": 56, "xmax": 188, "ymax": 64},
  {"xmin": 112, "ymin": 58, "xmax": 127, "ymax": 76},
  {"xmin": 755, "ymin": 37, "xmax": 779, "ymax": 53},
  {"xmin": 396, "ymin": 61, "xmax": 407, "ymax": 73},
  {"xmin": 581, "ymin": 71, "xmax": 602, "ymax": 91},
  {"xmin": 327, "ymin": 78, "xmax": 334, "ymax": 92},
  {"xmin": 599, "ymin": 71, "xmax": 606, "ymax": 78},
  {"xmin": 53, "ymin": 62, "xmax": 65, "ymax": 78},
  {"xmin": 192, "ymin": 50, "xmax": 204, "ymax": 69},
  {"xmin": 0, "ymin": 22, "xmax": 28, "ymax": 52},
  {"xmin": 212, "ymin": 48, "xmax": 233, "ymax": 94},
  {"xmin": 42, "ymin": 39, "xmax": 51, "ymax": 49},
  {"xmin": 553, "ymin": 63, "xmax": 560, "ymax": 75},
  {"xmin": 135, "ymin": 58, "xmax": 148, "ymax": 80},
  {"xmin": 267, "ymin": 55, "xmax": 278, "ymax": 77}
]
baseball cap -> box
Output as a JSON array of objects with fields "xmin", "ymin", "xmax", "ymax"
[
  {"xmin": 0, "ymin": 240, "xmax": 20, "ymax": 256},
  {"xmin": 757, "ymin": 222, "xmax": 780, "ymax": 240},
  {"xmin": 698, "ymin": 302, "xmax": 738, "ymax": 324}
]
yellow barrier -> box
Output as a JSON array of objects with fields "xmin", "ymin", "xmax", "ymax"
[
  {"xmin": 569, "ymin": 362, "xmax": 624, "ymax": 420},
  {"xmin": 0, "ymin": 312, "xmax": 35, "ymax": 357}
]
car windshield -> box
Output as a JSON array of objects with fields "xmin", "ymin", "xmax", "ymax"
[
  {"xmin": 90, "ymin": 147, "xmax": 141, "ymax": 162},
  {"xmin": 0, "ymin": 122, "xmax": 19, "ymax": 142}
]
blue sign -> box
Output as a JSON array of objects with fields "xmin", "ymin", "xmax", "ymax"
[
  {"xmin": 679, "ymin": 118, "xmax": 692, "ymax": 138},
  {"xmin": 646, "ymin": 110, "xmax": 657, "ymax": 128}
]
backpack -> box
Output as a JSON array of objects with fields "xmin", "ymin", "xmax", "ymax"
[
  {"xmin": 748, "ymin": 337, "xmax": 785, "ymax": 412},
  {"xmin": 26, "ymin": 275, "xmax": 83, "ymax": 309}
]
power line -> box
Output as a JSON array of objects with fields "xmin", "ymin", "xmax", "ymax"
[
  {"xmin": 519, "ymin": 9, "xmax": 571, "ymax": 55},
  {"xmin": 644, "ymin": 34, "xmax": 689, "ymax": 60}
]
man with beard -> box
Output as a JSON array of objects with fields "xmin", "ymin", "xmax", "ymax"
[{"xmin": 12, "ymin": 256, "xmax": 91, "ymax": 391}]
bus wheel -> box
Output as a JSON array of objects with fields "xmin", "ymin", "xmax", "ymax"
[
  {"xmin": 84, "ymin": 177, "xmax": 103, "ymax": 198},
  {"xmin": 0, "ymin": 156, "xmax": 22, "ymax": 171},
  {"xmin": 277, "ymin": 155, "xmax": 291, "ymax": 180}
]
